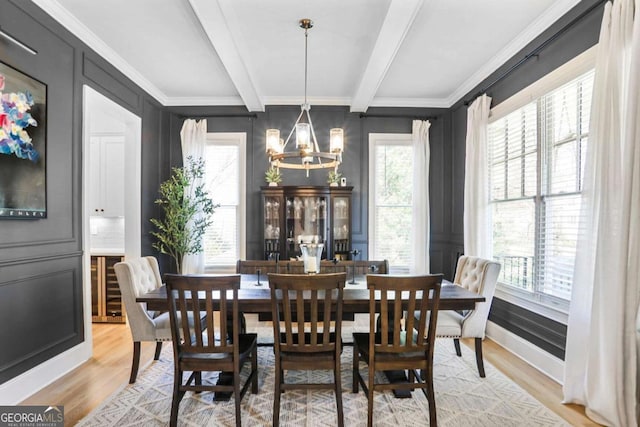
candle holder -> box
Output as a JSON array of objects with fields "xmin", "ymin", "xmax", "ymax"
[
  {"xmin": 349, "ymin": 249, "xmax": 361, "ymax": 284},
  {"xmin": 301, "ymin": 242, "xmax": 324, "ymax": 274},
  {"xmin": 255, "ymin": 269, "xmax": 262, "ymax": 286}
]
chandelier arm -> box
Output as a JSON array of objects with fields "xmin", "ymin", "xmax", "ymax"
[{"xmin": 305, "ymin": 110, "xmax": 322, "ymax": 156}]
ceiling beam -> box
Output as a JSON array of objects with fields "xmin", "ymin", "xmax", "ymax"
[
  {"xmin": 187, "ymin": 0, "xmax": 264, "ymax": 112},
  {"xmin": 350, "ymin": 0, "xmax": 424, "ymax": 113}
]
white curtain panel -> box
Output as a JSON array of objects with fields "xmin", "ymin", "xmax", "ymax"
[
  {"xmin": 179, "ymin": 119, "xmax": 207, "ymax": 274},
  {"xmin": 410, "ymin": 120, "xmax": 431, "ymax": 274},
  {"xmin": 563, "ymin": 1, "xmax": 640, "ymax": 426},
  {"xmin": 463, "ymin": 94, "xmax": 492, "ymax": 259}
]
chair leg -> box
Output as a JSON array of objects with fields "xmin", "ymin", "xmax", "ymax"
[
  {"xmin": 251, "ymin": 346, "xmax": 258, "ymax": 394},
  {"xmin": 352, "ymin": 343, "xmax": 360, "ymax": 393},
  {"xmin": 194, "ymin": 371, "xmax": 202, "ymax": 394},
  {"xmin": 335, "ymin": 358, "xmax": 344, "ymax": 427},
  {"xmin": 129, "ymin": 341, "xmax": 141, "ymax": 383},
  {"xmin": 367, "ymin": 363, "xmax": 375, "ymax": 427},
  {"xmin": 453, "ymin": 338, "xmax": 462, "ymax": 357},
  {"xmin": 273, "ymin": 359, "xmax": 281, "ymax": 427},
  {"xmin": 154, "ymin": 341, "xmax": 163, "ymax": 360},
  {"xmin": 423, "ymin": 364, "xmax": 437, "ymax": 427},
  {"xmin": 234, "ymin": 371, "xmax": 241, "ymax": 427},
  {"xmin": 475, "ymin": 337, "xmax": 486, "ymax": 378},
  {"xmin": 170, "ymin": 369, "xmax": 185, "ymax": 427}
]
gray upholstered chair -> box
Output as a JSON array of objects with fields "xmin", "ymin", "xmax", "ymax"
[
  {"xmin": 114, "ymin": 256, "xmax": 172, "ymax": 383},
  {"xmin": 433, "ymin": 255, "xmax": 501, "ymax": 377}
]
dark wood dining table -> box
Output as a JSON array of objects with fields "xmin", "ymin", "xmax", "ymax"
[{"xmin": 136, "ymin": 274, "xmax": 485, "ymax": 313}]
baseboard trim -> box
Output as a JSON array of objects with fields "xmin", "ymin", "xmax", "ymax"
[
  {"xmin": 0, "ymin": 341, "xmax": 92, "ymax": 405},
  {"xmin": 486, "ymin": 320, "xmax": 565, "ymax": 384}
]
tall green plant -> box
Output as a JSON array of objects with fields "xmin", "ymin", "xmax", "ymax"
[{"xmin": 150, "ymin": 157, "xmax": 217, "ymax": 273}]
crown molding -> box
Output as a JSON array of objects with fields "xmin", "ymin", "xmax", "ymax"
[
  {"xmin": 262, "ymin": 96, "xmax": 352, "ymax": 107},
  {"xmin": 31, "ymin": 0, "xmax": 168, "ymax": 105},
  {"xmin": 369, "ymin": 97, "xmax": 450, "ymax": 109},
  {"xmin": 163, "ymin": 96, "xmax": 245, "ymax": 107},
  {"xmin": 446, "ymin": 0, "xmax": 582, "ymax": 107}
]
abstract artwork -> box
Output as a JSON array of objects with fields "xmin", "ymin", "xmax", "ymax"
[{"xmin": 0, "ymin": 61, "xmax": 47, "ymax": 218}]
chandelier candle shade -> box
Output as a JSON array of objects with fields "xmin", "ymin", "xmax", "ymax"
[{"xmin": 265, "ymin": 19, "xmax": 344, "ymax": 177}]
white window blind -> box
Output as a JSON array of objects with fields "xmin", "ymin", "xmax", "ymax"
[
  {"xmin": 203, "ymin": 133, "xmax": 246, "ymax": 270},
  {"xmin": 369, "ymin": 135, "xmax": 412, "ymax": 272},
  {"xmin": 489, "ymin": 70, "xmax": 593, "ymax": 304}
]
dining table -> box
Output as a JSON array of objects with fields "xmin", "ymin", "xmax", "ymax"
[{"xmin": 136, "ymin": 274, "xmax": 484, "ymax": 313}]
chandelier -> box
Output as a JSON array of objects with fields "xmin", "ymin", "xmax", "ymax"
[{"xmin": 265, "ymin": 19, "xmax": 344, "ymax": 177}]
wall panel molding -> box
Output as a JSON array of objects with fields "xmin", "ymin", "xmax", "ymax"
[
  {"xmin": 488, "ymin": 298, "xmax": 567, "ymax": 359},
  {"xmin": 0, "ymin": 259, "xmax": 83, "ymax": 384},
  {"xmin": 0, "ymin": 251, "xmax": 82, "ymax": 268}
]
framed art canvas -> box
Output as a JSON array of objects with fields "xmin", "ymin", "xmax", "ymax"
[{"xmin": 0, "ymin": 61, "xmax": 47, "ymax": 218}]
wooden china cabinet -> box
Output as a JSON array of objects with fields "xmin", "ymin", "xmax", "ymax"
[{"xmin": 261, "ymin": 186, "xmax": 353, "ymax": 261}]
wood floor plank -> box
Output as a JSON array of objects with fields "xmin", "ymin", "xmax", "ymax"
[{"xmin": 19, "ymin": 324, "xmax": 598, "ymax": 426}]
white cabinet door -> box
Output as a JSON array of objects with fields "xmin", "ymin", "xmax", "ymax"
[
  {"xmin": 102, "ymin": 136, "xmax": 125, "ymax": 217},
  {"xmin": 89, "ymin": 137, "xmax": 103, "ymax": 215},
  {"xmin": 89, "ymin": 135, "xmax": 124, "ymax": 217}
]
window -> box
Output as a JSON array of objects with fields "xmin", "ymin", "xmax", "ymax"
[
  {"xmin": 488, "ymin": 69, "xmax": 594, "ymax": 308},
  {"xmin": 368, "ymin": 134, "xmax": 413, "ymax": 272},
  {"xmin": 203, "ymin": 133, "xmax": 246, "ymax": 271}
]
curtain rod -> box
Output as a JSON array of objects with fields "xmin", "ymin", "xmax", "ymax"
[
  {"xmin": 359, "ymin": 113, "xmax": 438, "ymax": 121},
  {"xmin": 462, "ymin": 0, "xmax": 606, "ymax": 106},
  {"xmin": 181, "ymin": 113, "xmax": 258, "ymax": 119}
]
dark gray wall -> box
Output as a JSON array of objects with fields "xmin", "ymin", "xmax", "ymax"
[
  {"xmin": 448, "ymin": 0, "xmax": 605, "ymax": 359},
  {"xmin": 165, "ymin": 105, "xmax": 454, "ymax": 276},
  {"xmin": 0, "ymin": 0, "xmax": 166, "ymax": 384}
]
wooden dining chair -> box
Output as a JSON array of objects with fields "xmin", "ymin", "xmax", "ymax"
[
  {"xmin": 164, "ymin": 274, "xmax": 258, "ymax": 427},
  {"xmin": 268, "ymin": 272, "xmax": 347, "ymax": 427},
  {"xmin": 353, "ymin": 274, "xmax": 442, "ymax": 427}
]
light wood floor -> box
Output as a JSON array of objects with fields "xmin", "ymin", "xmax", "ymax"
[{"xmin": 21, "ymin": 322, "xmax": 598, "ymax": 426}]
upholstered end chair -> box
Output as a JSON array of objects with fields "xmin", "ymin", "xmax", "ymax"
[
  {"xmin": 114, "ymin": 256, "xmax": 172, "ymax": 383},
  {"xmin": 431, "ymin": 255, "xmax": 500, "ymax": 377}
]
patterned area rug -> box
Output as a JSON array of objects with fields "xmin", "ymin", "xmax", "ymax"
[{"xmin": 78, "ymin": 330, "xmax": 568, "ymax": 427}]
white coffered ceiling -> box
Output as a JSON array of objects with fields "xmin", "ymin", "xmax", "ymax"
[{"xmin": 33, "ymin": 0, "xmax": 581, "ymax": 111}]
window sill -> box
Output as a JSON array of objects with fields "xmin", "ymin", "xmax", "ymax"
[{"xmin": 494, "ymin": 283, "xmax": 569, "ymax": 325}]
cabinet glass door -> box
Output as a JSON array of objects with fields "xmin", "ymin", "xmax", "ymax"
[
  {"xmin": 332, "ymin": 196, "xmax": 350, "ymax": 259},
  {"xmin": 104, "ymin": 256, "xmax": 123, "ymax": 318},
  {"xmin": 264, "ymin": 195, "xmax": 282, "ymax": 259},
  {"xmin": 91, "ymin": 256, "xmax": 100, "ymax": 319},
  {"xmin": 285, "ymin": 196, "xmax": 327, "ymax": 259}
]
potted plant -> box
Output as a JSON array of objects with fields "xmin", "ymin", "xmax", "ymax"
[
  {"xmin": 150, "ymin": 156, "xmax": 217, "ymax": 273},
  {"xmin": 265, "ymin": 166, "xmax": 282, "ymax": 186},
  {"xmin": 327, "ymin": 170, "xmax": 342, "ymax": 187}
]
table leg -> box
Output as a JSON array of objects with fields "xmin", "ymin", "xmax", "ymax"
[{"xmin": 213, "ymin": 312, "xmax": 246, "ymax": 401}]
